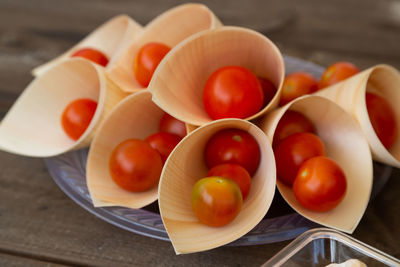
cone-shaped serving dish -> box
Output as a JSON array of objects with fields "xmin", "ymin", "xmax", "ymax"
[
  {"xmin": 158, "ymin": 118, "xmax": 276, "ymax": 254},
  {"xmin": 107, "ymin": 3, "xmax": 222, "ymax": 93},
  {"xmin": 32, "ymin": 15, "xmax": 143, "ymax": 76},
  {"xmin": 0, "ymin": 58, "xmax": 127, "ymax": 157},
  {"xmin": 148, "ymin": 26, "xmax": 285, "ymax": 126},
  {"xmin": 259, "ymin": 95, "xmax": 373, "ymax": 234},
  {"xmin": 87, "ymin": 90, "xmax": 168, "ymax": 208},
  {"xmin": 315, "ymin": 64, "xmax": 400, "ymax": 168}
]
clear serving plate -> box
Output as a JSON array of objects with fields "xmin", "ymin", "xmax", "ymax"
[{"xmin": 44, "ymin": 55, "xmax": 393, "ymax": 246}]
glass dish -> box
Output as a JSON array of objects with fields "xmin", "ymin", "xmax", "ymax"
[
  {"xmin": 44, "ymin": 55, "xmax": 393, "ymax": 245},
  {"xmin": 262, "ymin": 228, "xmax": 400, "ymax": 266}
]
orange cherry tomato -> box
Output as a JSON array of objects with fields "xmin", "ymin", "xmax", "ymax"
[
  {"xmin": 159, "ymin": 113, "xmax": 187, "ymax": 139},
  {"xmin": 133, "ymin": 42, "xmax": 171, "ymax": 87},
  {"xmin": 279, "ymin": 72, "xmax": 318, "ymax": 106},
  {"xmin": 203, "ymin": 66, "xmax": 264, "ymax": 119},
  {"xmin": 61, "ymin": 98, "xmax": 97, "ymax": 141},
  {"xmin": 318, "ymin": 62, "xmax": 359, "ymax": 89},
  {"xmin": 207, "ymin": 163, "xmax": 251, "ymax": 200},
  {"xmin": 145, "ymin": 132, "xmax": 181, "ymax": 163},
  {"xmin": 191, "ymin": 177, "xmax": 242, "ymax": 227},
  {"xmin": 293, "ymin": 156, "xmax": 347, "ymax": 212},
  {"xmin": 274, "ymin": 132, "xmax": 325, "ymax": 187},
  {"xmin": 366, "ymin": 92, "xmax": 398, "ymax": 149},
  {"xmin": 273, "ymin": 110, "xmax": 316, "ymax": 147},
  {"xmin": 109, "ymin": 139, "xmax": 162, "ymax": 192},
  {"xmin": 258, "ymin": 77, "xmax": 277, "ymax": 106},
  {"xmin": 204, "ymin": 128, "xmax": 261, "ymax": 176},
  {"xmin": 71, "ymin": 48, "xmax": 109, "ymax": 67}
]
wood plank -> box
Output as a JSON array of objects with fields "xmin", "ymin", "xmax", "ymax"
[{"xmin": 0, "ymin": 252, "xmax": 68, "ymax": 267}]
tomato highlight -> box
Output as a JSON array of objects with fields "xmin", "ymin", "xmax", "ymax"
[
  {"xmin": 109, "ymin": 139, "xmax": 162, "ymax": 192},
  {"xmin": 134, "ymin": 42, "xmax": 171, "ymax": 87},
  {"xmin": 274, "ymin": 132, "xmax": 325, "ymax": 187},
  {"xmin": 366, "ymin": 92, "xmax": 398, "ymax": 149},
  {"xmin": 318, "ymin": 62, "xmax": 359, "ymax": 89},
  {"xmin": 273, "ymin": 110, "xmax": 316, "ymax": 147},
  {"xmin": 207, "ymin": 163, "xmax": 251, "ymax": 200},
  {"xmin": 293, "ymin": 156, "xmax": 347, "ymax": 212},
  {"xmin": 71, "ymin": 48, "xmax": 109, "ymax": 67},
  {"xmin": 191, "ymin": 177, "xmax": 242, "ymax": 227},
  {"xmin": 203, "ymin": 66, "xmax": 264, "ymax": 119},
  {"xmin": 61, "ymin": 98, "xmax": 97, "ymax": 141},
  {"xmin": 279, "ymin": 72, "xmax": 318, "ymax": 106},
  {"xmin": 159, "ymin": 113, "xmax": 187, "ymax": 139},
  {"xmin": 204, "ymin": 128, "xmax": 261, "ymax": 176},
  {"xmin": 145, "ymin": 132, "xmax": 181, "ymax": 163}
]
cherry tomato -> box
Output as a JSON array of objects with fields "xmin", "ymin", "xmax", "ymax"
[
  {"xmin": 133, "ymin": 42, "xmax": 171, "ymax": 87},
  {"xmin": 191, "ymin": 177, "xmax": 242, "ymax": 227},
  {"xmin": 258, "ymin": 77, "xmax": 277, "ymax": 106},
  {"xmin": 71, "ymin": 48, "xmax": 109, "ymax": 67},
  {"xmin": 203, "ymin": 66, "xmax": 264, "ymax": 119},
  {"xmin": 159, "ymin": 113, "xmax": 187, "ymax": 139},
  {"xmin": 279, "ymin": 72, "xmax": 318, "ymax": 106},
  {"xmin": 61, "ymin": 98, "xmax": 97, "ymax": 141},
  {"xmin": 145, "ymin": 132, "xmax": 181, "ymax": 163},
  {"xmin": 204, "ymin": 128, "xmax": 261, "ymax": 176},
  {"xmin": 318, "ymin": 62, "xmax": 359, "ymax": 89},
  {"xmin": 109, "ymin": 139, "xmax": 162, "ymax": 192},
  {"xmin": 207, "ymin": 163, "xmax": 251, "ymax": 200},
  {"xmin": 274, "ymin": 132, "xmax": 325, "ymax": 187},
  {"xmin": 273, "ymin": 110, "xmax": 316, "ymax": 147},
  {"xmin": 366, "ymin": 92, "xmax": 398, "ymax": 149},
  {"xmin": 293, "ymin": 156, "xmax": 347, "ymax": 212}
]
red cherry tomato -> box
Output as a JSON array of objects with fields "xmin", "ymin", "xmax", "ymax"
[
  {"xmin": 61, "ymin": 98, "xmax": 97, "ymax": 141},
  {"xmin": 366, "ymin": 92, "xmax": 398, "ymax": 149},
  {"xmin": 293, "ymin": 156, "xmax": 347, "ymax": 212},
  {"xmin": 204, "ymin": 128, "xmax": 261, "ymax": 176},
  {"xmin": 273, "ymin": 110, "xmax": 316, "ymax": 147},
  {"xmin": 279, "ymin": 72, "xmax": 318, "ymax": 106},
  {"xmin": 159, "ymin": 113, "xmax": 187, "ymax": 139},
  {"xmin": 191, "ymin": 177, "xmax": 242, "ymax": 227},
  {"xmin": 207, "ymin": 163, "xmax": 251, "ymax": 200},
  {"xmin": 133, "ymin": 42, "xmax": 171, "ymax": 87},
  {"xmin": 71, "ymin": 48, "xmax": 109, "ymax": 67},
  {"xmin": 203, "ymin": 66, "xmax": 264, "ymax": 119},
  {"xmin": 274, "ymin": 132, "xmax": 325, "ymax": 187},
  {"xmin": 258, "ymin": 77, "xmax": 277, "ymax": 106},
  {"xmin": 318, "ymin": 62, "xmax": 359, "ymax": 89},
  {"xmin": 145, "ymin": 132, "xmax": 181, "ymax": 163},
  {"xmin": 109, "ymin": 139, "xmax": 162, "ymax": 192}
]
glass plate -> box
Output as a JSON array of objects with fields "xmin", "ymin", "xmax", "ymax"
[{"xmin": 44, "ymin": 55, "xmax": 393, "ymax": 246}]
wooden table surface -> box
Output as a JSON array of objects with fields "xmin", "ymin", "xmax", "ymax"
[{"xmin": 1, "ymin": 0, "xmax": 400, "ymax": 266}]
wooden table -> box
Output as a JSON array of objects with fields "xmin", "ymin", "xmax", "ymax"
[{"xmin": 1, "ymin": 0, "xmax": 399, "ymax": 266}]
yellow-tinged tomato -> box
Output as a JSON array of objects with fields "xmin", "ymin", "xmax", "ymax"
[{"xmin": 191, "ymin": 177, "xmax": 242, "ymax": 227}]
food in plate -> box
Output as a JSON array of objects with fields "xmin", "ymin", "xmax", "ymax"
[{"xmin": 318, "ymin": 61, "xmax": 359, "ymax": 89}]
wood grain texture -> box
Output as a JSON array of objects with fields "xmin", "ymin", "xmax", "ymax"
[{"xmin": 0, "ymin": 0, "xmax": 400, "ymax": 265}]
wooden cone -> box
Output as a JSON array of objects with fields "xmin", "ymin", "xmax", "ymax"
[
  {"xmin": 259, "ymin": 95, "xmax": 373, "ymax": 234},
  {"xmin": 158, "ymin": 119, "xmax": 276, "ymax": 254}
]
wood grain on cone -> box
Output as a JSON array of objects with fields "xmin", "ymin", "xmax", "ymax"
[
  {"xmin": 32, "ymin": 15, "xmax": 143, "ymax": 76},
  {"xmin": 315, "ymin": 64, "xmax": 400, "ymax": 168},
  {"xmin": 0, "ymin": 58, "xmax": 127, "ymax": 157},
  {"xmin": 148, "ymin": 26, "xmax": 285, "ymax": 126},
  {"xmin": 107, "ymin": 3, "xmax": 222, "ymax": 93},
  {"xmin": 258, "ymin": 95, "xmax": 373, "ymax": 234},
  {"xmin": 158, "ymin": 119, "xmax": 276, "ymax": 254},
  {"xmin": 87, "ymin": 90, "xmax": 165, "ymax": 208}
]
